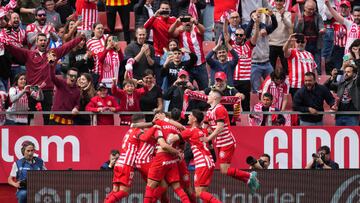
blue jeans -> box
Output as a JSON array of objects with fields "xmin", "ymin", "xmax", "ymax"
[
  {"xmin": 189, "ymin": 64, "xmax": 209, "ymax": 90},
  {"xmin": 250, "ymin": 62, "xmax": 273, "ymax": 93},
  {"xmin": 322, "ymin": 28, "xmax": 334, "ymax": 59},
  {"xmin": 202, "ymin": 4, "xmax": 214, "ymax": 41},
  {"xmin": 300, "ymin": 120, "xmax": 323, "ymax": 126},
  {"xmin": 336, "ymin": 116, "xmax": 359, "ymax": 126},
  {"xmin": 16, "ymin": 189, "xmax": 27, "ymax": 203}
]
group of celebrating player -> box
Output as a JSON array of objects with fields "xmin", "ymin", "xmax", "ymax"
[{"xmin": 104, "ymin": 89, "xmax": 260, "ymax": 203}]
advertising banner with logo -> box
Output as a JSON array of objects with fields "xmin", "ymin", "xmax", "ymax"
[
  {"xmin": 27, "ymin": 170, "xmax": 360, "ymax": 203},
  {"xmin": 1, "ymin": 126, "xmax": 359, "ymax": 183}
]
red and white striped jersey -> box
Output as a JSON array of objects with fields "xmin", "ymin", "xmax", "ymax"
[
  {"xmin": 86, "ymin": 35, "xmax": 108, "ymax": 74},
  {"xmin": 232, "ymin": 40, "xmax": 254, "ymax": 81},
  {"xmin": 261, "ymin": 76, "xmax": 289, "ymax": 110},
  {"xmin": 6, "ymin": 28, "xmax": 26, "ymax": 48},
  {"xmin": 287, "ymin": 49, "xmax": 317, "ymax": 88},
  {"xmin": 26, "ymin": 23, "xmax": 55, "ymax": 49},
  {"xmin": 179, "ymin": 27, "xmax": 205, "ymax": 66},
  {"xmin": 135, "ymin": 127, "xmax": 157, "ymax": 165},
  {"xmin": 153, "ymin": 119, "xmax": 181, "ymax": 149},
  {"xmin": 333, "ymin": 16, "xmax": 353, "ymax": 47},
  {"xmin": 205, "ymin": 104, "xmax": 235, "ymax": 148},
  {"xmin": 181, "ymin": 127, "xmax": 215, "ymax": 169},
  {"xmin": 116, "ymin": 128, "xmax": 141, "ymax": 167},
  {"xmin": 344, "ymin": 19, "xmax": 360, "ymax": 54},
  {"xmin": 75, "ymin": 0, "xmax": 97, "ymax": 31}
]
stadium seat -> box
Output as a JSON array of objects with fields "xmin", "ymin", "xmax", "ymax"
[
  {"xmin": 98, "ymin": 12, "xmax": 123, "ymax": 33},
  {"xmin": 202, "ymin": 41, "xmax": 215, "ymax": 56},
  {"xmin": 98, "ymin": 12, "xmax": 110, "ymax": 33},
  {"xmin": 130, "ymin": 12, "xmax": 135, "ymax": 32},
  {"xmin": 117, "ymin": 41, "xmax": 127, "ymax": 52}
]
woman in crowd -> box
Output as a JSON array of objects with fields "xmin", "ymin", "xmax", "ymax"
[
  {"xmin": 139, "ymin": 69, "xmax": 163, "ymax": 121},
  {"xmin": 6, "ymin": 73, "xmax": 43, "ymax": 125},
  {"xmin": 74, "ymin": 73, "xmax": 96, "ymax": 125},
  {"xmin": 86, "ymin": 23, "xmax": 108, "ymax": 87},
  {"xmin": 98, "ymin": 36, "xmax": 124, "ymax": 88},
  {"xmin": 63, "ymin": 19, "xmax": 81, "ymax": 43}
]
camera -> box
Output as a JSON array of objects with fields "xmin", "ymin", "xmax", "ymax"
[
  {"xmin": 180, "ymin": 17, "xmax": 191, "ymax": 22},
  {"xmin": 246, "ymin": 156, "xmax": 266, "ymax": 169},
  {"xmin": 312, "ymin": 153, "xmax": 325, "ymax": 162},
  {"xmin": 19, "ymin": 180, "xmax": 27, "ymax": 189}
]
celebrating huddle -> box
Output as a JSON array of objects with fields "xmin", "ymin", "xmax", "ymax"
[{"xmin": 104, "ymin": 89, "xmax": 260, "ymax": 203}]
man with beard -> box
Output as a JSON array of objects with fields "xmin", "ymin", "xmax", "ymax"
[
  {"xmin": 6, "ymin": 12, "xmax": 27, "ymax": 84},
  {"xmin": 283, "ymin": 33, "xmax": 317, "ymax": 98},
  {"xmin": 26, "ymin": 7, "xmax": 57, "ymax": 49},
  {"xmin": 0, "ymin": 9, "xmax": 12, "ymax": 91},
  {"xmin": 198, "ymin": 71, "xmax": 244, "ymax": 125},
  {"xmin": 124, "ymin": 27, "xmax": 155, "ymax": 80},
  {"xmin": 325, "ymin": 0, "xmax": 360, "ymax": 55},
  {"xmin": 47, "ymin": 51, "xmax": 80, "ymax": 125},
  {"xmin": 169, "ymin": 14, "xmax": 208, "ymax": 90},
  {"xmin": 229, "ymin": 12, "xmax": 260, "ymax": 111},
  {"xmin": 327, "ymin": 48, "xmax": 360, "ymax": 125},
  {"xmin": 293, "ymin": 72, "xmax": 336, "ymax": 126},
  {"xmin": 5, "ymin": 33, "xmax": 85, "ymax": 125},
  {"xmin": 330, "ymin": 1, "xmax": 353, "ymax": 70}
]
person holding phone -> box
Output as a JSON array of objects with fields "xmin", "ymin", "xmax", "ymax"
[
  {"xmin": 168, "ymin": 14, "xmax": 208, "ymax": 90},
  {"xmin": 98, "ymin": 36, "xmax": 124, "ymax": 88},
  {"xmin": 284, "ymin": 33, "xmax": 318, "ymax": 98},
  {"xmin": 144, "ymin": 1, "xmax": 176, "ymax": 86}
]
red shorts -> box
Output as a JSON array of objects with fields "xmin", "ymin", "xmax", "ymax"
[
  {"xmin": 136, "ymin": 162, "xmax": 152, "ymax": 181},
  {"xmin": 178, "ymin": 159, "xmax": 191, "ymax": 188},
  {"xmin": 194, "ymin": 167, "xmax": 214, "ymax": 187},
  {"xmin": 113, "ymin": 164, "xmax": 134, "ymax": 187},
  {"xmin": 147, "ymin": 152, "xmax": 180, "ymax": 184},
  {"xmin": 217, "ymin": 144, "xmax": 235, "ymax": 164}
]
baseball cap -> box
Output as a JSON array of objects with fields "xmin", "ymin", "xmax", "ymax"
[
  {"xmin": 178, "ymin": 70, "xmax": 189, "ymax": 77},
  {"xmin": 215, "ymin": 71, "xmax": 227, "ymax": 81},
  {"xmin": 340, "ymin": 1, "xmax": 351, "ymax": 8},
  {"xmin": 97, "ymin": 82, "xmax": 107, "ymax": 90}
]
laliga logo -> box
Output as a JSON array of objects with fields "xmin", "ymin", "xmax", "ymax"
[
  {"xmin": 35, "ymin": 187, "xmax": 61, "ymax": 203},
  {"xmin": 331, "ymin": 175, "xmax": 360, "ymax": 203}
]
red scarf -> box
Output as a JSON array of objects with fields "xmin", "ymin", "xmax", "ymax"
[{"xmin": 182, "ymin": 90, "xmax": 241, "ymax": 122}]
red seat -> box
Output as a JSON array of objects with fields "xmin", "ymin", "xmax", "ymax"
[
  {"xmin": 98, "ymin": 12, "xmax": 123, "ymax": 33},
  {"xmin": 117, "ymin": 41, "xmax": 127, "ymax": 53},
  {"xmin": 129, "ymin": 12, "xmax": 135, "ymax": 32},
  {"xmin": 202, "ymin": 41, "xmax": 215, "ymax": 56},
  {"xmin": 98, "ymin": 12, "xmax": 110, "ymax": 33}
]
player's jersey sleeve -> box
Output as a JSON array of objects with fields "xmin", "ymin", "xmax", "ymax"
[
  {"xmin": 181, "ymin": 128, "xmax": 192, "ymax": 140},
  {"xmin": 214, "ymin": 107, "xmax": 227, "ymax": 122}
]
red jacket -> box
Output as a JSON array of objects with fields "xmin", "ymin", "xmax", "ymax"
[
  {"xmin": 85, "ymin": 95, "xmax": 120, "ymax": 125},
  {"xmin": 5, "ymin": 37, "xmax": 82, "ymax": 90}
]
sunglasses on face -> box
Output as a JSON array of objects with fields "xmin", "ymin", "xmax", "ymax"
[
  {"xmin": 296, "ymin": 40, "xmax": 305, "ymax": 44},
  {"xmin": 37, "ymin": 13, "xmax": 46, "ymax": 17},
  {"xmin": 230, "ymin": 16, "xmax": 239, "ymax": 19},
  {"xmin": 67, "ymin": 74, "xmax": 77, "ymax": 79},
  {"xmin": 235, "ymin": 33, "xmax": 244, "ymax": 37},
  {"xmin": 217, "ymin": 51, "xmax": 227, "ymax": 54}
]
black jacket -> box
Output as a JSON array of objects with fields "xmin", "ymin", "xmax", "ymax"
[{"xmin": 293, "ymin": 83, "xmax": 335, "ymax": 122}]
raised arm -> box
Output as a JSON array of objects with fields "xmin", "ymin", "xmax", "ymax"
[
  {"xmin": 325, "ymin": 0, "xmax": 345, "ymax": 25},
  {"xmin": 168, "ymin": 17, "xmax": 182, "ymax": 38},
  {"xmin": 283, "ymin": 33, "xmax": 296, "ymax": 58},
  {"xmin": 250, "ymin": 11, "xmax": 261, "ymax": 45}
]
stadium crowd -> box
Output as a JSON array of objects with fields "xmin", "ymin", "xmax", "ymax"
[
  {"xmin": 4, "ymin": 0, "xmax": 357, "ymax": 202},
  {"xmin": 0, "ymin": 0, "xmax": 358, "ymax": 127}
]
